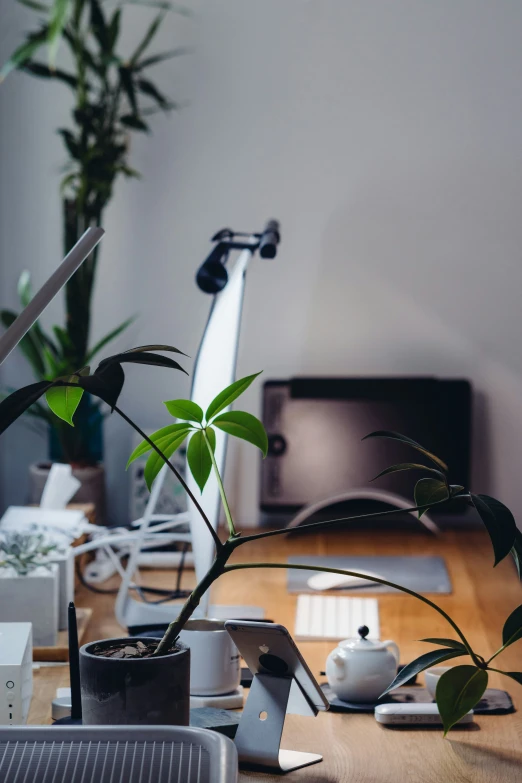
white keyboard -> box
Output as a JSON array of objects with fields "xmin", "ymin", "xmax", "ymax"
[{"xmin": 294, "ymin": 594, "xmax": 380, "ymax": 641}]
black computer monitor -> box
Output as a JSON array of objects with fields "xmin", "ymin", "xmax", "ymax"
[{"xmin": 261, "ymin": 377, "xmax": 471, "ymax": 524}]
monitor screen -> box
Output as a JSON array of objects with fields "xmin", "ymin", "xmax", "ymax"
[{"xmin": 261, "ymin": 377, "xmax": 471, "ymax": 517}]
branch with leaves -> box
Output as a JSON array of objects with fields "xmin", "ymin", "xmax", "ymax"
[{"xmin": 0, "ymin": 349, "xmax": 521, "ymax": 734}]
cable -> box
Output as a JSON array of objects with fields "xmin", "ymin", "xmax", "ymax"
[{"xmin": 74, "ymin": 545, "xmax": 192, "ymax": 603}]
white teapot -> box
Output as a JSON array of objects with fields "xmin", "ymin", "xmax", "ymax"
[{"xmin": 326, "ymin": 625, "xmax": 399, "ymax": 703}]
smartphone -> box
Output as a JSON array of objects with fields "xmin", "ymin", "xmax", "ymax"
[{"xmin": 224, "ymin": 621, "xmax": 329, "ymax": 713}]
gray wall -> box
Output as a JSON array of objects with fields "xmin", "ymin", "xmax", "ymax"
[{"xmin": 1, "ymin": 1, "xmax": 522, "ymax": 528}]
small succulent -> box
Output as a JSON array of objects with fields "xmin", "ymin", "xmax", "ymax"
[{"xmin": 0, "ymin": 530, "xmax": 57, "ymax": 576}]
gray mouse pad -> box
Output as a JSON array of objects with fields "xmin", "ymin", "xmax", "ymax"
[{"xmin": 287, "ymin": 556, "xmax": 451, "ymax": 594}]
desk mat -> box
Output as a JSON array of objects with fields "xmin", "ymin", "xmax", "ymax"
[
  {"xmin": 287, "ymin": 555, "xmax": 451, "ymax": 594},
  {"xmin": 320, "ymin": 684, "xmax": 514, "ymax": 714}
]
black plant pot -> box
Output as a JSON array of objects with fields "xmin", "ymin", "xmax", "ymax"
[{"xmin": 79, "ymin": 637, "xmax": 190, "ymax": 726}]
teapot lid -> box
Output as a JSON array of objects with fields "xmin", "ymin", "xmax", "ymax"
[{"xmin": 340, "ymin": 625, "xmax": 389, "ymax": 652}]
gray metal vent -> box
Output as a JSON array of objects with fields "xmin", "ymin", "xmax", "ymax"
[{"xmin": 0, "ymin": 727, "xmax": 237, "ymax": 783}]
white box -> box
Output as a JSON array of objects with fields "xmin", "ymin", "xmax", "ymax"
[
  {"xmin": 0, "ymin": 623, "xmax": 32, "ymax": 724},
  {"xmin": 0, "ymin": 565, "xmax": 59, "ymax": 646}
]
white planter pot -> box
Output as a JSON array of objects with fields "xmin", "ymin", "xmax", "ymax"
[
  {"xmin": 0, "ymin": 564, "xmax": 59, "ymax": 646},
  {"xmin": 179, "ymin": 619, "xmax": 241, "ymax": 696}
]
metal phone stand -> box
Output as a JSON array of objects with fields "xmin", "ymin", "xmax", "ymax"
[{"xmin": 234, "ymin": 673, "xmax": 322, "ymax": 773}]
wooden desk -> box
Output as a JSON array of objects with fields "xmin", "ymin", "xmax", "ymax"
[{"xmin": 29, "ymin": 528, "xmax": 522, "ymax": 782}]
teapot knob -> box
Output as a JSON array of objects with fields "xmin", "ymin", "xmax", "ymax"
[{"xmin": 358, "ymin": 625, "xmax": 370, "ymax": 639}]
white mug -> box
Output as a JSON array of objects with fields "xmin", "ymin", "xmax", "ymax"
[
  {"xmin": 424, "ymin": 665, "xmax": 453, "ymax": 698},
  {"xmin": 179, "ymin": 618, "xmax": 241, "ymax": 696}
]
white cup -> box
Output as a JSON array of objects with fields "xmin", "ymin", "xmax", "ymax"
[
  {"xmin": 179, "ymin": 618, "xmax": 241, "ymax": 696},
  {"xmin": 424, "ymin": 665, "xmax": 453, "ymax": 698}
]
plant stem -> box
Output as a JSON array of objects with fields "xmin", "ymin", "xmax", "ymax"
[
  {"xmin": 235, "ymin": 497, "xmax": 469, "ymax": 546},
  {"xmin": 486, "ymin": 640, "xmax": 515, "ymax": 665},
  {"xmin": 113, "ymin": 405, "xmax": 223, "ymax": 551},
  {"xmin": 223, "ymin": 562, "xmax": 481, "ymax": 665},
  {"xmin": 203, "ymin": 429, "xmax": 236, "ymax": 537},
  {"xmin": 153, "ymin": 545, "xmax": 231, "ymax": 655}
]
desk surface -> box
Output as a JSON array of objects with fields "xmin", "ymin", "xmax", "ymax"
[{"xmin": 29, "ymin": 527, "xmax": 522, "ymax": 782}]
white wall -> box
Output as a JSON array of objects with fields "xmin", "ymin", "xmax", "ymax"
[{"xmin": 2, "ymin": 1, "xmax": 522, "ymax": 528}]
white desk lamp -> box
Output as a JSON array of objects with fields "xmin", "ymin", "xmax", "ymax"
[{"xmin": 113, "ymin": 223, "xmax": 280, "ymax": 630}]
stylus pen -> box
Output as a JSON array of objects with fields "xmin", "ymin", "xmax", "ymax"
[
  {"xmin": 0, "ymin": 226, "xmax": 104, "ymax": 366},
  {"xmin": 68, "ymin": 602, "xmax": 82, "ymax": 721}
]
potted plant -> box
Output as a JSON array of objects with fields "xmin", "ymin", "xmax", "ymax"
[
  {"xmin": 0, "ymin": 0, "xmax": 184, "ymax": 518},
  {"xmin": 0, "ymin": 530, "xmax": 59, "ymax": 646},
  {"xmin": 1, "ymin": 346, "xmax": 521, "ymax": 733}
]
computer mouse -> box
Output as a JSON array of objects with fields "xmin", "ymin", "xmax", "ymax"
[{"xmin": 307, "ymin": 570, "xmax": 383, "ymax": 591}]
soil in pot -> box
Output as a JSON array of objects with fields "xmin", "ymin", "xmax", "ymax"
[{"xmin": 80, "ymin": 637, "xmax": 190, "ymax": 726}]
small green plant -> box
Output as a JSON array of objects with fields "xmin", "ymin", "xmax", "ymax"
[
  {"xmin": 0, "ymin": 530, "xmax": 57, "ymax": 576},
  {"xmin": 0, "ymin": 346, "xmax": 521, "ymax": 735}
]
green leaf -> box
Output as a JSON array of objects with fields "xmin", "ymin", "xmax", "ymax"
[
  {"xmin": 130, "ymin": 12, "xmax": 165, "ymax": 65},
  {"xmin": 123, "ymin": 344, "xmax": 187, "ymax": 355},
  {"xmin": 0, "ymin": 310, "xmax": 46, "ymax": 377},
  {"xmin": 502, "ymin": 604, "xmax": 522, "ymax": 648},
  {"xmin": 371, "ymin": 463, "xmax": 445, "ymax": 482},
  {"xmin": 57, "ymin": 129, "xmax": 80, "ymax": 159},
  {"xmin": 449, "ymin": 484, "xmax": 465, "ymax": 496},
  {"xmin": 187, "ymin": 429, "xmax": 213, "ymax": 492},
  {"xmin": 511, "ymin": 529, "xmax": 522, "ymax": 578},
  {"xmin": 0, "ymin": 27, "xmax": 49, "ymax": 82},
  {"xmin": 500, "ymin": 671, "xmax": 522, "ymax": 685},
  {"xmin": 48, "ymin": 0, "xmax": 70, "ymax": 67},
  {"xmin": 79, "ymin": 362, "xmax": 125, "ymax": 409},
  {"xmin": 164, "ymin": 399, "xmax": 203, "ymax": 423},
  {"xmin": 108, "ymin": 8, "xmax": 121, "ymax": 52},
  {"xmin": 121, "ymin": 0, "xmax": 192, "ymax": 13},
  {"xmin": 17, "ymin": 270, "xmax": 32, "ymax": 308},
  {"xmin": 23, "ymin": 61, "xmax": 78, "ymax": 88},
  {"xmin": 414, "ymin": 477, "xmax": 449, "ymax": 517},
  {"xmin": 471, "ymin": 494, "xmax": 517, "ymax": 566},
  {"xmin": 144, "ymin": 426, "xmax": 192, "ymax": 490},
  {"xmin": 436, "ymin": 665, "xmax": 488, "ymax": 735},
  {"xmin": 419, "ymin": 638, "xmax": 468, "ymax": 651},
  {"xmin": 362, "ymin": 430, "xmax": 448, "ymax": 473},
  {"xmin": 45, "ymin": 376, "xmax": 84, "ymax": 425},
  {"xmin": 205, "ymin": 425, "xmax": 216, "ymax": 453},
  {"xmin": 127, "ymin": 422, "xmax": 193, "ymax": 467},
  {"xmin": 120, "ymin": 114, "xmax": 149, "ymax": 132},
  {"xmin": 380, "ymin": 648, "xmax": 466, "ymax": 698},
  {"xmin": 213, "ymin": 411, "xmax": 268, "ymax": 456},
  {"xmin": 97, "ymin": 351, "xmax": 187, "ymax": 373},
  {"xmin": 206, "ymin": 372, "xmax": 262, "ymax": 421},
  {"xmin": 17, "ymin": 0, "xmax": 50, "ymax": 10},
  {"xmin": 84, "ymin": 317, "xmax": 136, "ymax": 364},
  {"xmin": 119, "ymin": 66, "xmax": 138, "ymax": 114},
  {"xmin": 89, "ymin": 0, "xmax": 110, "ymax": 53},
  {"xmin": 135, "ymin": 46, "xmax": 189, "ymax": 71},
  {"xmin": 136, "ymin": 77, "xmax": 170, "ymax": 108},
  {"xmin": 0, "ymin": 381, "xmax": 54, "ymax": 435}
]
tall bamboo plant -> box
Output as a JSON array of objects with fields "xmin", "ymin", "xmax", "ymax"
[
  {"xmin": 0, "ymin": 0, "xmax": 184, "ymax": 461},
  {"xmin": 1, "ymin": 347, "xmax": 521, "ymax": 735}
]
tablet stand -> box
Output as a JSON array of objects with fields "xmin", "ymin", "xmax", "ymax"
[{"xmin": 234, "ymin": 673, "xmax": 322, "ymax": 772}]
